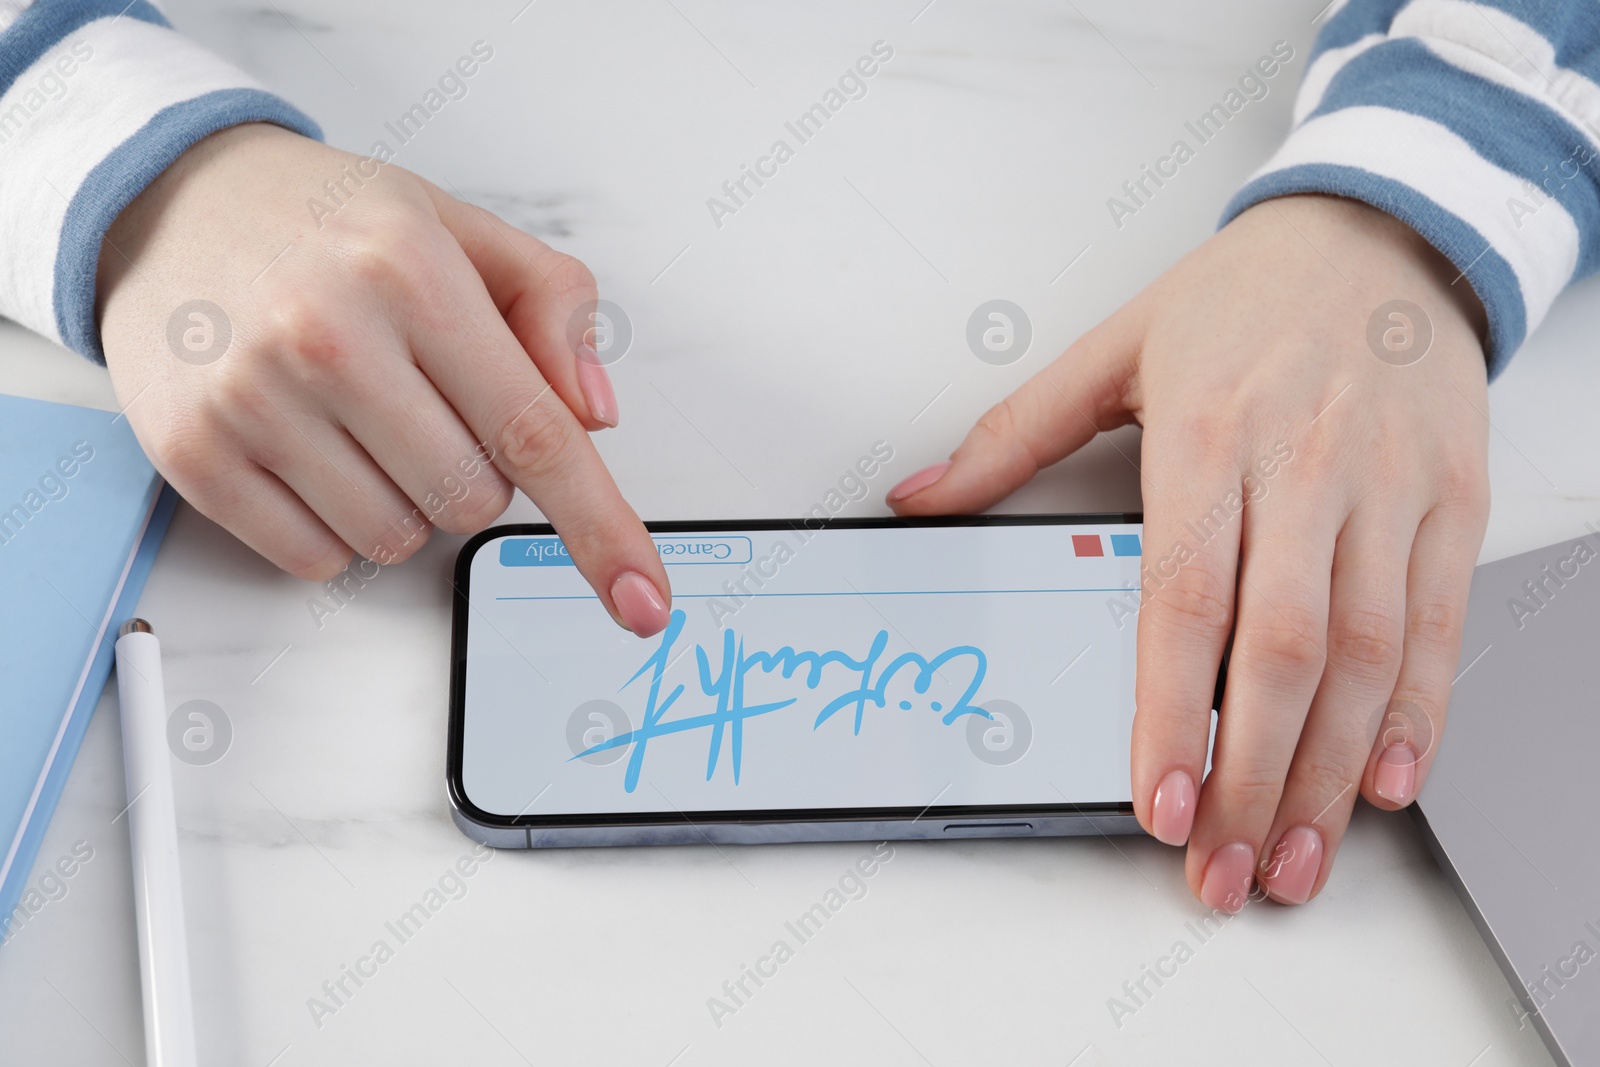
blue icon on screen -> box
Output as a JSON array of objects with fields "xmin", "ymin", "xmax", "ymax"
[{"xmin": 1110, "ymin": 534, "xmax": 1142, "ymax": 557}]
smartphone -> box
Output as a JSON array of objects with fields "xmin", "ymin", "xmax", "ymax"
[{"xmin": 448, "ymin": 514, "xmax": 1168, "ymax": 849}]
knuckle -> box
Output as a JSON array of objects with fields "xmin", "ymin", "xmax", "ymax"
[
  {"xmin": 1235, "ymin": 599, "xmax": 1326, "ymax": 681},
  {"xmin": 540, "ymin": 251, "xmax": 597, "ymax": 301},
  {"xmin": 344, "ymin": 229, "xmax": 428, "ymax": 290},
  {"xmin": 265, "ymin": 302, "xmax": 362, "ymax": 382},
  {"xmin": 1291, "ymin": 752, "xmax": 1365, "ymax": 816},
  {"xmin": 283, "ymin": 540, "xmax": 351, "ymax": 581},
  {"xmin": 1165, "ymin": 402, "xmax": 1257, "ymax": 458},
  {"xmin": 974, "ymin": 397, "xmax": 1019, "ymax": 443},
  {"xmin": 1296, "ymin": 440, "xmax": 1341, "ymax": 483},
  {"xmin": 1327, "ymin": 602, "xmax": 1403, "ymax": 676},
  {"xmin": 263, "ymin": 299, "xmax": 329, "ymax": 351},
  {"xmin": 1434, "ymin": 460, "xmax": 1491, "ymax": 520},
  {"xmin": 1174, "ymin": 407, "xmax": 1232, "ymax": 445},
  {"xmin": 1147, "ymin": 561, "xmax": 1234, "ymax": 639},
  {"xmin": 972, "ymin": 397, "xmax": 1042, "ymax": 471},
  {"xmin": 432, "ymin": 471, "xmax": 513, "ymax": 534},
  {"xmin": 296, "ymin": 331, "xmax": 364, "ymax": 385},
  {"xmin": 1210, "ymin": 756, "xmax": 1286, "ymax": 814},
  {"xmin": 373, "ymin": 514, "xmax": 432, "ymax": 564},
  {"xmin": 1381, "ymin": 689, "xmax": 1443, "ymax": 757},
  {"xmin": 146, "ymin": 415, "xmax": 228, "ymax": 495},
  {"xmin": 208, "ymin": 367, "xmax": 278, "ymax": 433},
  {"xmin": 495, "ymin": 403, "xmax": 579, "ymax": 483},
  {"xmin": 345, "ymin": 238, "xmax": 392, "ymax": 287},
  {"xmin": 210, "ymin": 384, "xmax": 300, "ymax": 470},
  {"xmin": 1295, "ymin": 419, "xmax": 1344, "ymax": 469},
  {"xmin": 1406, "ymin": 597, "xmax": 1461, "ymax": 651},
  {"xmin": 291, "ymin": 328, "xmax": 360, "ymax": 382}
]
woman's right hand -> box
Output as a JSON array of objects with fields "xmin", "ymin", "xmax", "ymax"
[{"xmin": 97, "ymin": 122, "xmax": 671, "ymax": 637}]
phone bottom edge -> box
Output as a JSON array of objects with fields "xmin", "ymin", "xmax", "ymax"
[{"xmin": 451, "ymin": 804, "xmax": 1144, "ymax": 849}]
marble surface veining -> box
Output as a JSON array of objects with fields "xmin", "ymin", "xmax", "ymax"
[{"xmin": 2, "ymin": 1, "xmax": 1592, "ymax": 1063}]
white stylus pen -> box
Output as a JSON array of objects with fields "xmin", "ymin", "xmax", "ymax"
[{"xmin": 114, "ymin": 619, "xmax": 198, "ymax": 1067}]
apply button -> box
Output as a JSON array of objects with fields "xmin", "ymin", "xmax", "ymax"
[
  {"xmin": 654, "ymin": 536, "xmax": 751, "ymax": 564},
  {"xmin": 499, "ymin": 538, "xmax": 574, "ymax": 566},
  {"xmin": 498, "ymin": 535, "xmax": 754, "ymax": 567}
]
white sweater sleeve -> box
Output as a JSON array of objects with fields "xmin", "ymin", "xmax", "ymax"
[
  {"xmin": 0, "ymin": 0, "xmax": 320, "ymax": 362},
  {"xmin": 1222, "ymin": 0, "xmax": 1600, "ymax": 379}
]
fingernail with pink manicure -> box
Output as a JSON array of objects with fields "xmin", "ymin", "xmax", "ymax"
[
  {"xmin": 576, "ymin": 344, "xmax": 617, "ymax": 428},
  {"xmin": 1374, "ymin": 742, "xmax": 1418, "ymax": 805},
  {"xmin": 1150, "ymin": 769, "xmax": 1196, "ymax": 845},
  {"xmin": 1200, "ymin": 841, "xmax": 1256, "ymax": 914},
  {"xmin": 611, "ymin": 571, "xmax": 668, "ymax": 637},
  {"xmin": 1261, "ymin": 825, "xmax": 1323, "ymax": 905},
  {"xmin": 887, "ymin": 460, "xmax": 952, "ymax": 503}
]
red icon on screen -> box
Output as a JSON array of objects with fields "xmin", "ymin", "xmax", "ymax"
[{"xmin": 1071, "ymin": 534, "xmax": 1104, "ymax": 557}]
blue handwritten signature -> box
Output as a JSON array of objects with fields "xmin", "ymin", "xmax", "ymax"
[{"xmin": 572, "ymin": 609, "xmax": 991, "ymax": 792}]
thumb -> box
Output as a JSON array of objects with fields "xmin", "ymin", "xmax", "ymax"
[{"xmin": 888, "ymin": 311, "xmax": 1142, "ymax": 514}]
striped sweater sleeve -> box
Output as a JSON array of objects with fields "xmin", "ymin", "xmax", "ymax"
[
  {"xmin": 0, "ymin": 0, "xmax": 321, "ymax": 364},
  {"xmin": 1221, "ymin": 0, "xmax": 1600, "ymax": 379}
]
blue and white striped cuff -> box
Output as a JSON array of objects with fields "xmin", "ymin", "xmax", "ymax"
[
  {"xmin": 0, "ymin": 0, "xmax": 321, "ymax": 363},
  {"xmin": 1223, "ymin": 0, "xmax": 1600, "ymax": 380}
]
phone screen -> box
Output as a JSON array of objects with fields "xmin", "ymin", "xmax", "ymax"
[{"xmin": 452, "ymin": 517, "xmax": 1146, "ymax": 824}]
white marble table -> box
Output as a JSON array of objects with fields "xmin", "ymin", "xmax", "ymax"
[{"xmin": 3, "ymin": 1, "xmax": 1594, "ymax": 1063}]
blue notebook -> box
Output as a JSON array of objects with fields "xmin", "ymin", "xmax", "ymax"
[{"xmin": 0, "ymin": 393, "xmax": 176, "ymax": 944}]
